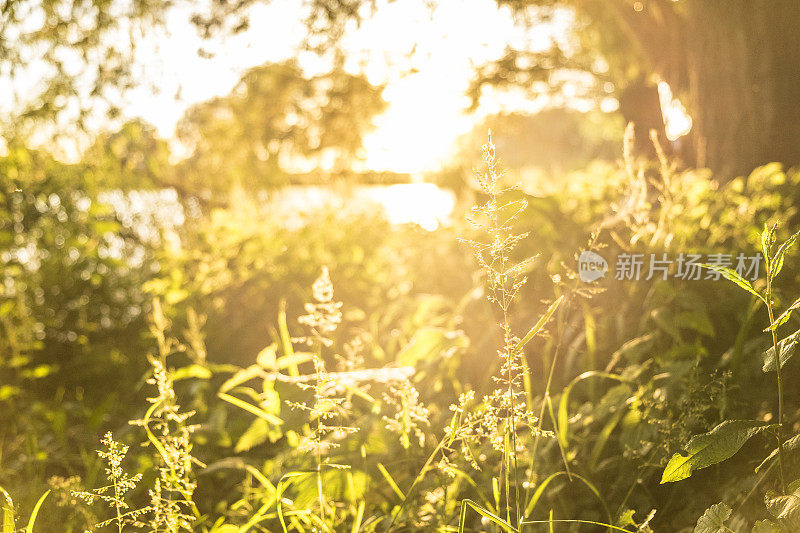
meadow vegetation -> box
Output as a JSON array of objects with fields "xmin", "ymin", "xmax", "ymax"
[{"xmin": 3, "ymin": 125, "xmax": 800, "ymax": 533}]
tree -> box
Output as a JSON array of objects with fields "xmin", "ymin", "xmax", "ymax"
[
  {"xmin": 481, "ymin": 0, "xmax": 800, "ymax": 177},
  {"xmin": 177, "ymin": 60, "xmax": 386, "ymax": 191},
  {"xmin": 0, "ymin": 0, "xmax": 378, "ymax": 147},
  {"xmin": 174, "ymin": 60, "xmax": 386, "ymax": 193},
  {"xmin": 439, "ymin": 109, "xmax": 623, "ymax": 189},
  {"xmin": 82, "ymin": 119, "xmax": 173, "ymax": 190},
  {"xmin": 0, "ymin": 0, "xmax": 173, "ymax": 142},
  {"xmin": 6, "ymin": 0, "xmax": 796, "ymax": 177}
]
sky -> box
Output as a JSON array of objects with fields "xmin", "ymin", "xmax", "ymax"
[{"xmin": 120, "ymin": 0, "xmax": 574, "ymax": 174}]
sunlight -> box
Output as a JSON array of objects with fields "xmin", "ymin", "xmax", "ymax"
[
  {"xmin": 658, "ymin": 80, "xmax": 693, "ymax": 141},
  {"xmin": 359, "ymin": 183, "xmax": 455, "ymax": 230},
  {"xmin": 6, "ymin": 1, "xmax": 800, "ymax": 530},
  {"xmin": 121, "ymin": 0, "xmax": 565, "ymax": 173},
  {"xmin": 266, "ymin": 183, "xmax": 455, "ymax": 231}
]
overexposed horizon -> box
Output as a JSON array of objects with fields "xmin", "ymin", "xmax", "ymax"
[{"xmin": 120, "ymin": 0, "xmax": 576, "ymax": 174}]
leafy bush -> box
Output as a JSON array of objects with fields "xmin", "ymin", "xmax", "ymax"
[{"xmin": 5, "ymin": 134, "xmax": 800, "ymax": 531}]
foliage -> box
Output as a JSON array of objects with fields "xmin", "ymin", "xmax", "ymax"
[
  {"xmin": 175, "ymin": 61, "xmax": 386, "ymax": 193},
  {"xmin": 5, "ymin": 130, "xmax": 800, "ymax": 531}
]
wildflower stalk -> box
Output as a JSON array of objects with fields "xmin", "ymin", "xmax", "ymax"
[
  {"xmin": 313, "ymin": 337, "xmax": 328, "ymax": 524},
  {"xmin": 288, "ymin": 267, "xmax": 356, "ymax": 530},
  {"xmin": 133, "ymin": 299, "xmax": 201, "ymax": 531},
  {"xmin": 71, "ymin": 433, "xmax": 148, "ymax": 531},
  {"xmin": 461, "ymin": 132, "xmax": 539, "ymax": 527}
]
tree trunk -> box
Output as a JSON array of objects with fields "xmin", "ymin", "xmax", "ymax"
[
  {"xmin": 618, "ymin": 77, "xmax": 667, "ymax": 159},
  {"xmin": 675, "ymin": 1, "xmax": 800, "ymax": 177}
]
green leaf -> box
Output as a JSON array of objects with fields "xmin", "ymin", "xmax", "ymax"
[
  {"xmin": 763, "ymin": 222, "xmax": 777, "ymax": 265},
  {"xmin": 458, "ymin": 500, "xmax": 518, "ymax": 533},
  {"xmin": 693, "ymin": 502, "xmax": 731, "ymax": 533},
  {"xmin": 235, "ymin": 418, "xmax": 279, "ymax": 453},
  {"xmin": 763, "ymin": 330, "xmax": 800, "ymax": 372},
  {"xmin": 661, "ymin": 420, "xmax": 770, "ymax": 483},
  {"xmin": 751, "ymin": 519, "xmax": 779, "ymax": 533},
  {"xmin": 771, "ymin": 230, "xmax": 800, "ymax": 280},
  {"xmin": 25, "ymin": 490, "xmax": 50, "ymax": 533},
  {"xmin": 756, "ymin": 434, "xmax": 800, "ymax": 474},
  {"xmin": 767, "ymin": 298, "xmax": 800, "ymax": 331},
  {"xmin": 218, "ymin": 392, "xmax": 283, "ymax": 426},
  {"xmin": 765, "ymin": 483, "xmax": 800, "ymax": 529},
  {"xmin": 516, "ymin": 295, "xmax": 565, "ymax": 352},
  {"xmin": 700, "ymin": 264, "xmax": 765, "ymax": 303},
  {"xmin": 616, "ymin": 509, "xmax": 636, "ymax": 529},
  {"xmin": 173, "ymin": 364, "xmax": 212, "ymax": 381},
  {"xmin": 0, "ymin": 486, "xmax": 14, "ymax": 533}
]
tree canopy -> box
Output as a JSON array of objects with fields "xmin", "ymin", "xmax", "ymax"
[{"xmin": 174, "ymin": 60, "xmax": 386, "ymax": 192}]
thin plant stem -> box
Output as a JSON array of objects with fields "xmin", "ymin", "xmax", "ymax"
[
  {"xmin": 313, "ymin": 338, "xmax": 327, "ymax": 526},
  {"xmin": 384, "ymin": 436, "xmax": 449, "ymax": 531},
  {"xmin": 765, "ymin": 269, "xmax": 787, "ymax": 492}
]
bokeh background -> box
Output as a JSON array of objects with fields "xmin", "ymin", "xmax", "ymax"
[{"xmin": 2, "ymin": 1, "xmax": 800, "ymax": 531}]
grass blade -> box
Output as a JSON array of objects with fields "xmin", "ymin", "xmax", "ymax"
[
  {"xmin": 524, "ymin": 472, "xmax": 612, "ymax": 524},
  {"xmin": 25, "ymin": 490, "xmax": 50, "ymax": 533},
  {"xmin": 218, "ymin": 392, "xmax": 283, "ymax": 425},
  {"xmin": 377, "ymin": 463, "xmax": 405, "ymax": 500},
  {"xmin": 0, "ymin": 486, "xmax": 14, "ymax": 533},
  {"xmin": 351, "ymin": 501, "xmax": 364, "ymax": 533},
  {"xmin": 278, "ymin": 299, "xmax": 299, "ymax": 377},
  {"xmin": 277, "ymin": 471, "xmax": 314, "ymax": 533},
  {"xmin": 458, "ymin": 500, "xmax": 518, "ymax": 533},
  {"xmin": 516, "ymin": 295, "xmax": 565, "ymax": 352},
  {"xmin": 557, "ymin": 371, "xmax": 627, "ymax": 450},
  {"xmin": 521, "ymin": 519, "xmax": 634, "ymax": 532},
  {"xmin": 524, "ymin": 472, "xmax": 563, "ymax": 517}
]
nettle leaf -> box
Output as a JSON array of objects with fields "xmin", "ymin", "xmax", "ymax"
[
  {"xmin": 700, "ymin": 264, "xmax": 765, "ymax": 303},
  {"xmin": 756, "ymin": 434, "xmax": 800, "ymax": 474},
  {"xmin": 661, "ymin": 420, "xmax": 770, "ymax": 483},
  {"xmin": 693, "ymin": 502, "xmax": 731, "ymax": 533},
  {"xmin": 763, "ymin": 222, "xmax": 777, "ymax": 264},
  {"xmin": 751, "ymin": 519, "xmax": 779, "ymax": 533},
  {"xmin": 763, "ymin": 330, "xmax": 800, "ymax": 372},
  {"xmin": 768, "ymin": 298, "xmax": 800, "ymax": 332},
  {"xmin": 765, "ymin": 482, "xmax": 800, "ymax": 529},
  {"xmin": 771, "ymin": 230, "xmax": 800, "ymax": 280}
]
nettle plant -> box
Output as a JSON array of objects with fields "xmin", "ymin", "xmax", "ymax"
[{"xmin": 661, "ymin": 223, "xmax": 800, "ymax": 531}]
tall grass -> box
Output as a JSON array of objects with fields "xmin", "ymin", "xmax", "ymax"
[{"xmin": 8, "ymin": 130, "xmax": 800, "ymax": 532}]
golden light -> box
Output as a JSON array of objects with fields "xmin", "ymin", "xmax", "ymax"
[{"xmin": 658, "ymin": 80, "xmax": 693, "ymax": 141}]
